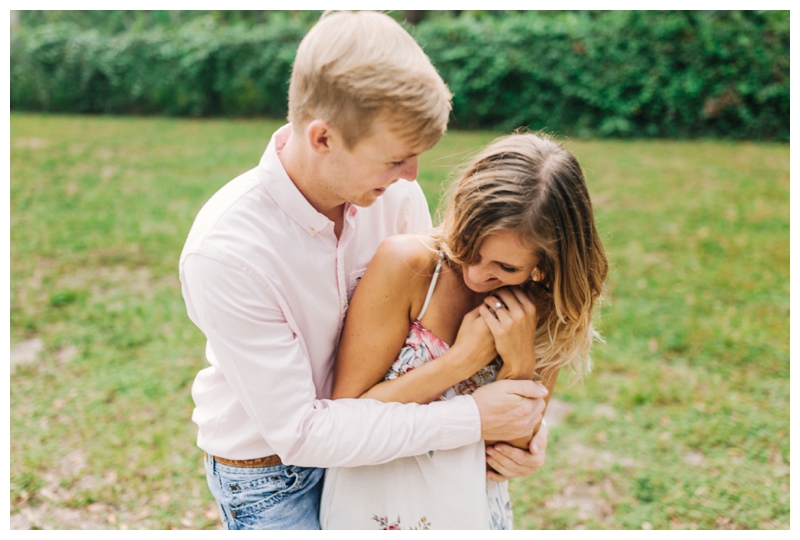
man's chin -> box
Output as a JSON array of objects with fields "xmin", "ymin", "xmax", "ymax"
[
  {"xmin": 352, "ymin": 191, "xmax": 385, "ymax": 208},
  {"xmin": 370, "ymin": 187, "xmax": 389, "ymax": 200}
]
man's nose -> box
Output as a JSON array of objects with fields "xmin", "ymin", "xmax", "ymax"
[{"xmin": 400, "ymin": 156, "xmax": 419, "ymax": 181}]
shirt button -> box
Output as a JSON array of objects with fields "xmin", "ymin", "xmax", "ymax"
[{"xmin": 309, "ymin": 227, "xmax": 316, "ymax": 234}]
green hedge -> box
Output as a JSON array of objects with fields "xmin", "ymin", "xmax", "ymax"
[
  {"xmin": 11, "ymin": 16, "xmax": 307, "ymax": 117},
  {"xmin": 414, "ymin": 11, "xmax": 789, "ymax": 140},
  {"xmin": 11, "ymin": 11, "xmax": 789, "ymax": 140}
]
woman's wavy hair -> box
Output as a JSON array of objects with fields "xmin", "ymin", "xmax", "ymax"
[{"xmin": 434, "ymin": 132, "xmax": 608, "ymax": 383}]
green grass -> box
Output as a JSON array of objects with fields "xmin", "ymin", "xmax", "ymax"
[{"xmin": 10, "ymin": 113, "xmax": 789, "ymax": 529}]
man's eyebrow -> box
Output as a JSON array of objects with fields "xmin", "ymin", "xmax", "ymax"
[{"xmin": 390, "ymin": 153, "xmax": 418, "ymax": 161}]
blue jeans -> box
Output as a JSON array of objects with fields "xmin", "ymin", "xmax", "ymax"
[{"xmin": 204, "ymin": 454, "xmax": 324, "ymax": 530}]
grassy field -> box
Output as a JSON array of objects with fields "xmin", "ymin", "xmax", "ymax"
[{"xmin": 10, "ymin": 113, "xmax": 789, "ymax": 529}]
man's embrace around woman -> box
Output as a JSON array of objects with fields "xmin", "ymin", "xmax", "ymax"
[{"xmin": 180, "ymin": 11, "xmax": 603, "ymax": 530}]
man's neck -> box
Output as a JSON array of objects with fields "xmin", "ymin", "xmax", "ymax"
[{"xmin": 278, "ymin": 130, "xmax": 346, "ymax": 237}]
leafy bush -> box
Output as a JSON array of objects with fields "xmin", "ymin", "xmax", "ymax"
[
  {"xmin": 11, "ymin": 16, "xmax": 307, "ymax": 117},
  {"xmin": 15, "ymin": 10, "xmax": 323, "ymax": 35},
  {"xmin": 414, "ymin": 11, "xmax": 789, "ymax": 140},
  {"xmin": 10, "ymin": 11, "xmax": 789, "ymax": 140}
]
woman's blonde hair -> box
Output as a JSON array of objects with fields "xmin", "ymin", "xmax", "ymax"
[
  {"xmin": 288, "ymin": 11, "xmax": 452, "ymax": 150},
  {"xmin": 436, "ymin": 133, "xmax": 608, "ymax": 383}
]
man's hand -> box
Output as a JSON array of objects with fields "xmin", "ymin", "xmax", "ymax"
[
  {"xmin": 472, "ymin": 379, "xmax": 547, "ymax": 442},
  {"xmin": 485, "ymin": 419, "xmax": 549, "ymax": 481}
]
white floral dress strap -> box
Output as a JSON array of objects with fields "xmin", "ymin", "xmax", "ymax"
[{"xmin": 416, "ymin": 251, "xmax": 445, "ymax": 322}]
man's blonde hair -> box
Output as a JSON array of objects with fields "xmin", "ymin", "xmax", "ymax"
[{"xmin": 288, "ymin": 11, "xmax": 452, "ymax": 150}]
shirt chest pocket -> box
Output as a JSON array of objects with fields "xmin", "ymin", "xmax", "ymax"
[{"xmin": 347, "ymin": 268, "xmax": 367, "ymax": 301}]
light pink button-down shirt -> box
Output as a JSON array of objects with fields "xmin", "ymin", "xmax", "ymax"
[{"xmin": 180, "ymin": 125, "xmax": 481, "ymax": 467}]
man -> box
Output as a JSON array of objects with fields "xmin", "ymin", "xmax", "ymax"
[{"xmin": 180, "ymin": 11, "xmax": 550, "ymax": 530}]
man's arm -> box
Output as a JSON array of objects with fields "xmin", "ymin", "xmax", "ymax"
[
  {"xmin": 482, "ymin": 365, "xmax": 558, "ymax": 480},
  {"xmin": 486, "ymin": 419, "xmax": 549, "ymax": 481},
  {"xmin": 182, "ymin": 253, "xmax": 482, "ymax": 468}
]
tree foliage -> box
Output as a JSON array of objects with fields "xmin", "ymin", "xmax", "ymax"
[
  {"xmin": 10, "ymin": 11, "xmax": 788, "ymax": 140},
  {"xmin": 414, "ymin": 11, "xmax": 788, "ymax": 140}
]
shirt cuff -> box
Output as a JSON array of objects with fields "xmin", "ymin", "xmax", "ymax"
[{"xmin": 428, "ymin": 395, "xmax": 482, "ymax": 450}]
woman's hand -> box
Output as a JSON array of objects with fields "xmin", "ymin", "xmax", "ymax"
[
  {"xmin": 479, "ymin": 286, "xmax": 538, "ymax": 381},
  {"xmin": 449, "ymin": 306, "xmax": 498, "ymax": 379}
]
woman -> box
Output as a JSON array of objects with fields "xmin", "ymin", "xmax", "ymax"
[{"xmin": 320, "ymin": 133, "xmax": 608, "ymax": 529}]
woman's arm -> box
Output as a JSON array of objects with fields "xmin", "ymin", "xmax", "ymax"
[
  {"xmin": 479, "ymin": 286, "xmax": 554, "ymax": 449},
  {"xmin": 333, "ymin": 236, "xmax": 496, "ymax": 404}
]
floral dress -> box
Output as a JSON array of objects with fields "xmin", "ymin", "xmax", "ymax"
[
  {"xmin": 385, "ymin": 319, "xmax": 501, "ymax": 401},
  {"xmin": 320, "ymin": 255, "xmax": 514, "ymax": 530}
]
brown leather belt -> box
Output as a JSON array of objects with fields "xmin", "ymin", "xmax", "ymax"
[{"xmin": 206, "ymin": 452, "xmax": 283, "ymax": 468}]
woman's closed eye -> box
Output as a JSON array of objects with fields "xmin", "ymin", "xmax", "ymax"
[{"xmin": 498, "ymin": 263, "xmax": 520, "ymax": 273}]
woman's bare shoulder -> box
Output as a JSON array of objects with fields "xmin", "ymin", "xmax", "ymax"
[{"xmin": 374, "ymin": 234, "xmax": 439, "ymax": 278}]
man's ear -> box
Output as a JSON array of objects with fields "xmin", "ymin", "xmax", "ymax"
[{"xmin": 306, "ymin": 120, "xmax": 335, "ymax": 157}]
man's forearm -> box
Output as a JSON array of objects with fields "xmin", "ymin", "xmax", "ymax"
[{"xmin": 275, "ymin": 396, "xmax": 481, "ymax": 467}]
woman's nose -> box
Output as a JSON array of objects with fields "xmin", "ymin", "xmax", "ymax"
[{"xmin": 469, "ymin": 264, "xmax": 493, "ymax": 283}]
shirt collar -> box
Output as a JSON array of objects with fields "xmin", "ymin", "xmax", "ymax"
[
  {"xmin": 259, "ymin": 125, "xmax": 332, "ymax": 237},
  {"xmin": 344, "ymin": 202, "xmax": 359, "ymax": 224}
]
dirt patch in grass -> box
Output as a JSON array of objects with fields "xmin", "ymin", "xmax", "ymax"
[
  {"xmin": 13, "ymin": 137, "xmax": 49, "ymax": 149},
  {"xmin": 11, "ymin": 447, "xmax": 221, "ymax": 530},
  {"xmin": 11, "ymin": 450, "xmax": 111, "ymax": 530},
  {"xmin": 544, "ymin": 477, "xmax": 617, "ymax": 526},
  {"xmin": 10, "ymin": 338, "xmax": 44, "ymax": 368},
  {"xmin": 543, "ymin": 397, "xmax": 574, "ymax": 428},
  {"xmin": 539, "ymin": 441, "xmax": 635, "ymax": 528},
  {"xmin": 561, "ymin": 442, "xmax": 633, "ymax": 517}
]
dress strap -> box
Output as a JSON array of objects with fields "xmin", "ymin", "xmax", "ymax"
[{"xmin": 417, "ymin": 252, "xmax": 445, "ymax": 321}]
